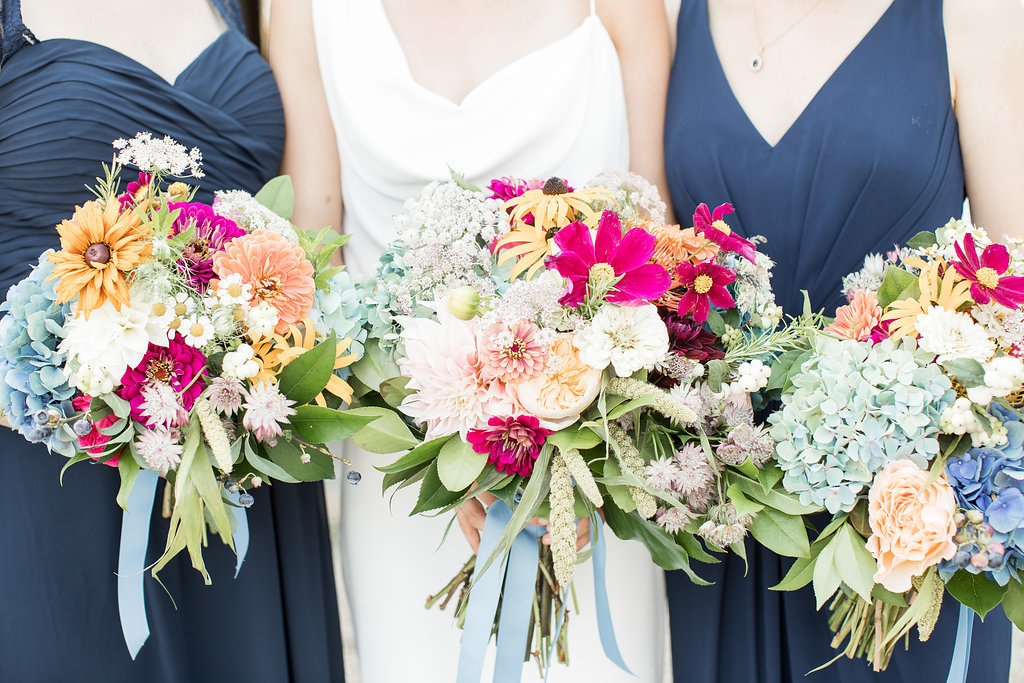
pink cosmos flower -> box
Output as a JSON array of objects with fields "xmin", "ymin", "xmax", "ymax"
[
  {"xmin": 118, "ymin": 333, "xmax": 207, "ymax": 426},
  {"xmin": 693, "ymin": 203, "xmax": 756, "ymax": 263},
  {"xmin": 71, "ymin": 394, "xmax": 120, "ymax": 466},
  {"xmin": 675, "ymin": 261, "xmax": 736, "ymax": 323},
  {"xmin": 117, "ymin": 172, "xmax": 153, "ymax": 211},
  {"xmin": 479, "ymin": 321, "xmax": 549, "ymax": 382},
  {"xmin": 467, "ymin": 415, "xmax": 553, "ymax": 477},
  {"xmin": 951, "ymin": 232, "xmax": 1024, "ymax": 308},
  {"xmin": 169, "ymin": 201, "xmax": 246, "ymax": 289},
  {"xmin": 550, "ymin": 211, "xmax": 671, "ymax": 307}
]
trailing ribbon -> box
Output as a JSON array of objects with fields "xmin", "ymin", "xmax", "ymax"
[
  {"xmin": 945, "ymin": 604, "xmax": 975, "ymax": 683},
  {"xmin": 117, "ymin": 469, "xmax": 159, "ymax": 659},
  {"xmin": 456, "ymin": 504, "xmax": 631, "ymax": 683},
  {"xmin": 226, "ymin": 490, "xmax": 250, "ymax": 579}
]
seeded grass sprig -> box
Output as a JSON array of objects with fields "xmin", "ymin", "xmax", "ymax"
[
  {"xmin": 549, "ymin": 451, "xmax": 578, "ymax": 586},
  {"xmin": 606, "ymin": 422, "xmax": 657, "ymax": 518},
  {"xmin": 606, "ymin": 377, "xmax": 698, "ymax": 425}
]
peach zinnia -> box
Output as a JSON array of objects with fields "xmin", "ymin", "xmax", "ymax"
[
  {"xmin": 47, "ymin": 200, "xmax": 149, "ymax": 318},
  {"xmin": 213, "ymin": 230, "xmax": 315, "ymax": 334},
  {"xmin": 827, "ymin": 289, "xmax": 883, "ymax": 341}
]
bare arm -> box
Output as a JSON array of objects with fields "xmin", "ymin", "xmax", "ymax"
[
  {"xmin": 946, "ymin": 0, "xmax": 1024, "ymax": 240},
  {"xmin": 268, "ymin": 0, "xmax": 343, "ymax": 233},
  {"xmin": 600, "ymin": 0, "xmax": 675, "ymax": 221}
]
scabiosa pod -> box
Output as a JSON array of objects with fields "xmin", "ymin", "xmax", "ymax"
[
  {"xmin": 549, "ymin": 451, "xmax": 578, "ymax": 587},
  {"xmin": 195, "ymin": 397, "xmax": 233, "ymax": 473}
]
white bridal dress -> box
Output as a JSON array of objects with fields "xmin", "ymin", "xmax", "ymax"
[{"xmin": 314, "ymin": 1, "xmax": 666, "ymax": 680}]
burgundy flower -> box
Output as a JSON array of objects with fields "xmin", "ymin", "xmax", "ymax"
[
  {"xmin": 951, "ymin": 232, "xmax": 1024, "ymax": 308},
  {"xmin": 168, "ymin": 201, "xmax": 246, "ymax": 290},
  {"xmin": 467, "ymin": 415, "xmax": 553, "ymax": 477},
  {"xmin": 665, "ymin": 314, "xmax": 725, "ymax": 361},
  {"xmin": 675, "ymin": 261, "xmax": 736, "ymax": 323},
  {"xmin": 71, "ymin": 395, "xmax": 121, "ymax": 466},
  {"xmin": 118, "ymin": 334, "xmax": 207, "ymax": 426},
  {"xmin": 550, "ymin": 211, "xmax": 671, "ymax": 307},
  {"xmin": 693, "ymin": 203, "xmax": 756, "ymax": 263}
]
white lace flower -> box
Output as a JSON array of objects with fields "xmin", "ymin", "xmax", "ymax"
[
  {"xmin": 213, "ymin": 190, "xmax": 298, "ymax": 242},
  {"xmin": 112, "ymin": 132, "xmax": 204, "ymax": 177},
  {"xmin": 136, "ymin": 427, "xmax": 183, "ymax": 475},
  {"xmin": 915, "ymin": 306, "xmax": 995, "ymax": 364},
  {"xmin": 574, "ymin": 304, "xmax": 669, "ymax": 376}
]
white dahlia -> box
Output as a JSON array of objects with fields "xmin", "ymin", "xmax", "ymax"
[
  {"xmin": 574, "ymin": 304, "xmax": 669, "ymax": 377},
  {"xmin": 915, "ymin": 306, "xmax": 995, "ymax": 364}
]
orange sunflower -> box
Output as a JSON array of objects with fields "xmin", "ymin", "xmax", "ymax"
[{"xmin": 47, "ymin": 200, "xmax": 149, "ymax": 318}]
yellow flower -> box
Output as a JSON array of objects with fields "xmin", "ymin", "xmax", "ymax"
[
  {"xmin": 250, "ymin": 318, "xmax": 356, "ymax": 406},
  {"xmin": 494, "ymin": 222, "xmax": 552, "ymax": 280},
  {"xmin": 882, "ymin": 258, "xmax": 972, "ymax": 339},
  {"xmin": 47, "ymin": 201, "xmax": 149, "ymax": 318}
]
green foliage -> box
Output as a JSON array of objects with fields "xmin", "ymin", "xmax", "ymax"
[
  {"xmin": 1001, "ymin": 580, "xmax": 1024, "ymax": 630},
  {"xmin": 297, "ymin": 225, "xmax": 351, "ymax": 289},
  {"xmin": 437, "ymin": 438, "xmax": 488, "ymax": 490},
  {"xmin": 602, "ymin": 504, "xmax": 711, "ymax": 585},
  {"xmin": 351, "ymin": 339, "xmax": 402, "ymax": 393},
  {"xmin": 876, "ymin": 265, "xmax": 919, "ymax": 309},
  {"xmin": 348, "ymin": 406, "xmax": 420, "ymax": 453},
  {"xmin": 749, "ymin": 507, "xmax": 810, "ymax": 559},
  {"xmin": 263, "ymin": 438, "xmax": 335, "ymax": 482},
  {"xmin": 115, "ymin": 457, "xmax": 140, "ymax": 511},
  {"xmin": 379, "ymin": 376, "xmax": 413, "ymax": 408},
  {"xmin": 277, "ymin": 331, "xmax": 338, "ymax": 404},
  {"xmin": 288, "ymin": 404, "xmax": 378, "ymax": 444},
  {"xmin": 244, "ymin": 437, "xmax": 299, "ymax": 483},
  {"xmin": 378, "ymin": 435, "xmax": 451, "ymax": 473},
  {"xmin": 412, "ymin": 461, "xmax": 468, "ymax": 515},
  {"xmin": 906, "ymin": 230, "xmax": 939, "ymax": 251},
  {"xmin": 706, "ymin": 359, "xmax": 730, "ymax": 393},
  {"xmin": 945, "ymin": 570, "xmax": 1008, "ymax": 619},
  {"xmin": 254, "ymin": 175, "xmax": 295, "ymax": 220},
  {"xmin": 941, "ymin": 359, "xmax": 986, "ymax": 388},
  {"xmin": 766, "ymin": 348, "xmax": 812, "ymax": 393}
]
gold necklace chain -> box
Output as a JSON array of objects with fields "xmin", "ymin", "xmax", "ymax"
[{"xmin": 749, "ymin": 0, "xmax": 829, "ymax": 72}]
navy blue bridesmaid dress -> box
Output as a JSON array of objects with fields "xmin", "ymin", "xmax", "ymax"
[
  {"xmin": 0, "ymin": 1, "xmax": 344, "ymax": 680},
  {"xmin": 663, "ymin": 0, "xmax": 1011, "ymax": 681}
]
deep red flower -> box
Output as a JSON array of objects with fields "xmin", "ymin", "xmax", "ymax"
[
  {"xmin": 675, "ymin": 261, "xmax": 736, "ymax": 323},
  {"xmin": 665, "ymin": 314, "xmax": 726, "ymax": 361},
  {"xmin": 117, "ymin": 172, "xmax": 153, "ymax": 211},
  {"xmin": 693, "ymin": 203, "xmax": 756, "ymax": 263},
  {"xmin": 467, "ymin": 415, "xmax": 553, "ymax": 477},
  {"xmin": 71, "ymin": 395, "xmax": 120, "ymax": 466},
  {"xmin": 951, "ymin": 232, "xmax": 1024, "ymax": 308},
  {"xmin": 550, "ymin": 211, "xmax": 671, "ymax": 307}
]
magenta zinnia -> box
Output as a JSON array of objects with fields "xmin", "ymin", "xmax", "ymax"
[
  {"xmin": 693, "ymin": 203, "xmax": 756, "ymax": 263},
  {"xmin": 550, "ymin": 211, "xmax": 671, "ymax": 307},
  {"xmin": 467, "ymin": 415, "xmax": 553, "ymax": 477},
  {"xmin": 119, "ymin": 334, "xmax": 207, "ymax": 427},
  {"xmin": 675, "ymin": 261, "xmax": 736, "ymax": 323},
  {"xmin": 169, "ymin": 201, "xmax": 246, "ymax": 289},
  {"xmin": 951, "ymin": 232, "xmax": 1024, "ymax": 308}
]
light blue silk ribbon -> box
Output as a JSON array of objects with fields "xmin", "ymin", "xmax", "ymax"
[
  {"xmin": 117, "ymin": 469, "xmax": 159, "ymax": 659},
  {"xmin": 455, "ymin": 503, "xmax": 631, "ymax": 683},
  {"xmin": 946, "ymin": 604, "xmax": 975, "ymax": 683},
  {"xmin": 226, "ymin": 490, "xmax": 250, "ymax": 579}
]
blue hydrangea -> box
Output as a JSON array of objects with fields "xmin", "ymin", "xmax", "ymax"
[
  {"xmin": 769, "ymin": 337, "xmax": 955, "ymax": 514},
  {"xmin": 942, "ymin": 403, "xmax": 1024, "ymax": 585},
  {"xmin": 0, "ymin": 252, "xmax": 78, "ymax": 455},
  {"xmin": 311, "ymin": 271, "xmax": 370, "ymax": 378}
]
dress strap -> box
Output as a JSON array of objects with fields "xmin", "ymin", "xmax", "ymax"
[
  {"xmin": 1, "ymin": 0, "xmax": 38, "ymax": 66},
  {"xmin": 210, "ymin": 0, "xmax": 248, "ymax": 35},
  {"xmin": 589, "ymin": 0, "xmax": 597, "ymax": 17}
]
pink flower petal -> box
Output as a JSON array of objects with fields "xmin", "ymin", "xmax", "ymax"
[
  {"xmin": 594, "ymin": 211, "xmax": 623, "ymax": 263},
  {"xmin": 708, "ymin": 284, "xmax": 736, "ymax": 309},
  {"xmin": 608, "ymin": 227, "xmax": 657, "ymax": 273},
  {"xmin": 981, "ymin": 244, "xmax": 1011, "ymax": 274},
  {"xmin": 970, "ymin": 282, "xmax": 992, "ymax": 305},
  {"xmin": 553, "ymin": 221, "xmax": 595, "ymax": 262}
]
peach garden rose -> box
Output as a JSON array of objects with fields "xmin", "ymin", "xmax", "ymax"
[
  {"xmin": 512, "ymin": 334, "xmax": 602, "ymax": 431},
  {"xmin": 865, "ymin": 459, "xmax": 959, "ymax": 593}
]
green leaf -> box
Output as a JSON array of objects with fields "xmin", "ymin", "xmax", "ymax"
[
  {"xmin": 379, "ymin": 376, "xmax": 413, "ymax": 408},
  {"xmin": 351, "ymin": 338, "xmax": 401, "ymax": 393},
  {"xmin": 872, "ymin": 584, "xmax": 909, "ymax": 607},
  {"xmin": 945, "ymin": 570, "xmax": 1008, "ymax": 618},
  {"xmin": 706, "ymin": 359, "xmax": 730, "ymax": 393},
  {"xmin": 771, "ymin": 554, "xmax": 815, "ymax": 592},
  {"xmin": 378, "ymin": 435, "xmax": 451, "ymax": 473},
  {"xmin": 941, "ymin": 359, "xmax": 987, "ymax": 388},
  {"xmin": 288, "ymin": 405, "xmax": 379, "ymax": 444},
  {"xmin": 602, "ymin": 505, "xmax": 711, "ymax": 584},
  {"xmin": 412, "ymin": 461, "xmax": 468, "ymax": 515},
  {"xmin": 348, "ymin": 406, "xmax": 420, "ymax": 453},
  {"xmin": 254, "ymin": 175, "xmax": 295, "ymax": 219},
  {"xmin": 834, "ymin": 523, "xmax": 877, "ymax": 603},
  {"xmin": 812, "ymin": 536, "xmax": 841, "ymax": 609},
  {"xmin": 547, "ymin": 426, "xmax": 604, "ymax": 452},
  {"xmin": 263, "ymin": 438, "xmax": 335, "ymax": 482},
  {"xmin": 244, "ymin": 437, "xmax": 299, "ymax": 483},
  {"xmin": 59, "ymin": 452, "xmax": 90, "ymax": 485},
  {"xmin": 436, "ymin": 438, "xmax": 488, "ymax": 491},
  {"xmin": 1001, "ymin": 580, "xmax": 1024, "ymax": 630},
  {"xmin": 705, "ymin": 309, "xmax": 726, "ymax": 337},
  {"xmin": 601, "ymin": 459, "xmax": 636, "ymax": 513},
  {"xmin": 448, "ymin": 165, "xmax": 483, "ymax": 193},
  {"xmin": 277, "ymin": 331, "xmax": 338, "ymax": 404},
  {"xmin": 101, "ymin": 392, "xmax": 131, "ymax": 420},
  {"xmin": 876, "ymin": 265, "xmax": 919, "ymax": 309},
  {"xmin": 115, "ymin": 456, "xmax": 141, "ymax": 510},
  {"xmin": 749, "ymin": 507, "xmax": 810, "ymax": 559},
  {"xmin": 906, "ymin": 230, "xmax": 939, "ymax": 251},
  {"xmin": 190, "ymin": 445, "xmax": 235, "ymax": 544},
  {"xmin": 767, "ymin": 349, "xmax": 812, "ymax": 392},
  {"xmin": 727, "ymin": 483, "xmax": 765, "ymax": 517},
  {"xmin": 734, "ymin": 476, "xmax": 822, "ymax": 516},
  {"xmin": 605, "ymin": 395, "xmax": 657, "ymax": 421}
]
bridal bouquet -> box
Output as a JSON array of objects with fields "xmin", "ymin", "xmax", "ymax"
[
  {"xmin": 767, "ymin": 219, "xmax": 1024, "ymax": 670},
  {"xmin": 0, "ymin": 134, "xmax": 371, "ymax": 584},
  {"xmin": 349, "ymin": 170, "xmax": 813, "ymax": 676}
]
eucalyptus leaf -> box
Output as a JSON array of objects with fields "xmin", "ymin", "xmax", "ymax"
[
  {"xmin": 941, "ymin": 359, "xmax": 987, "ymax": 388},
  {"xmin": 349, "ymin": 406, "xmax": 420, "ymax": 454},
  {"xmin": 437, "ymin": 438, "xmax": 488, "ymax": 491}
]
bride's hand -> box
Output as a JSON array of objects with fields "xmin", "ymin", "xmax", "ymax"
[
  {"xmin": 457, "ymin": 491, "xmax": 497, "ymax": 553},
  {"xmin": 535, "ymin": 516, "xmax": 592, "ymax": 552}
]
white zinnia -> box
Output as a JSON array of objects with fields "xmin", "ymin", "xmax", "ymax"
[
  {"xmin": 915, "ymin": 306, "xmax": 995, "ymax": 364},
  {"xmin": 574, "ymin": 304, "xmax": 669, "ymax": 377}
]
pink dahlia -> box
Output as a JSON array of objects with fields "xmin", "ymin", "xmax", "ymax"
[
  {"xmin": 951, "ymin": 232, "xmax": 1024, "ymax": 308},
  {"xmin": 169, "ymin": 201, "xmax": 246, "ymax": 289},
  {"xmin": 118, "ymin": 333, "xmax": 207, "ymax": 426},
  {"xmin": 467, "ymin": 415, "xmax": 552, "ymax": 477},
  {"xmin": 479, "ymin": 321, "xmax": 549, "ymax": 382},
  {"xmin": 693, "ymin": 203, "xmax": 756, "ymax": 263},
  {"xmin": 675, "ymin": 261, "xmax": 736, "ymax": 323},
  {"xmin": 242, "ymin": 381, "xmax": 296, "ymax": 443},
  {"xmin": 71, "ymin": 395, "xmax": 120, "ymax": 466},
  {"xmin": 398, "ymin": 314, "xmax": 516, "ymax": 439},
  {"xmin": 213, "ymin": 229, "xmax": 315, "ymax": 334},
  {"xmin": 551, "ymin": 211, "xmax": 671, "ymax": 307},
  {"xmin": 487, "ymin": 177, "xmax": 542, "ymax": 202}
]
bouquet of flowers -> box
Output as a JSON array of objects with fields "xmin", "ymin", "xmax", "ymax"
[
  {"xmin": 767, "ymin": 218, "xmax": 1024, "ymax": 670},
  {"xmin": 349, "ymin": 170, "xmax": 814, "ymax": 677},
  {"xmin": 0, "ymin": 133, "xmax": 372, "ymax": 585}
]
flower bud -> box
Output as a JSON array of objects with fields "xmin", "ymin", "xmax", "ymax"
[
  {"xmin": 954, "ymin": 528, "xmax": 973, "ymax": 545},
  {"xmin": 970, "ymin": 553, "xmax": 990, "ymax": 569},
  {"xmin": 966, "ymin": 509, "xmax": 985, "ymax": 525},
  {"xmin": 447, "ymin": 286, "xmax": 481, "ymax": 321}
]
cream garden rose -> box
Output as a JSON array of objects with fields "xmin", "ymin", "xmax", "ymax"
[
  {"xmin": 512, "ymin": 335, "xmax": 602, "ymax": 430},
  {"xmin": 865, "ymin": 459, "xmax": 958, "ymax": 593}
]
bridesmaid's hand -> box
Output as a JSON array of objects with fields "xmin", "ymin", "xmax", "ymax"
[{"xmin": 457, "ymin": 492, "xmax": 496, "ymax": 553}]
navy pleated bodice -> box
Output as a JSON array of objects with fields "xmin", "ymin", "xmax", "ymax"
[
  {"xmin": 663, "ymin": 1, "xmax": 1011, "ymax": 682},
  {"xmin": 0, "ymin": 2, "xmax": 344, "ymax": 680},
  {"xmin": 666, "ymin": 0, "xmax": 965, "ymax": 316}
]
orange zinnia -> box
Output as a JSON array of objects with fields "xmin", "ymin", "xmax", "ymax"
[{"xmin": 47, "ymin": 200, "xmax": 149, "ymax": 318}]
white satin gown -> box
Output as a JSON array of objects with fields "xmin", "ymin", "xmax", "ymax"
[{"xmin": 314, "ymin": 1, "xmax": 667, "ymax": 680}]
